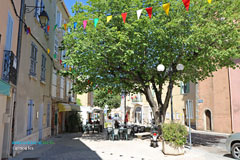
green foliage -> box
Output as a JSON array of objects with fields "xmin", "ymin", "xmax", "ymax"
[
  {"xmin": 61, "ymin": 0, "xmax": 240, "ymax": 122},
  {"xmin": 93, "ymin": 89, "xmax": 121, "ymax": 110},
  {"xmin": 162, "ymin": 123, "xmax": 188, "ymax": 147},
  {"xmin": 68, "ymin": 112, "xmax": 82, "ymax": 132},
  {"xmin": 76, "ymin": 98, "xmax": 82, "ymax": 106}
]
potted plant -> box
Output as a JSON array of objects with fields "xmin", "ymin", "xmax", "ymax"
[{"xmin": 162, "ymin": 123, "xmax": 188, "ymax": 155}]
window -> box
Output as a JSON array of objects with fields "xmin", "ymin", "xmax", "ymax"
[
  {"xmin": 186, "ymin": 100, "xmax": 194, "ymax": 119},
  {"xmin": 60, "ymin": 76, "xmax": 64, "ymax": 99},
  {"xmin": 66, "ymin": 79, "xmax": 69, "ymax": 97},
  {"xmin": 56, "ymin": 8, "xmax": 62, "ymax": 27},
  {"xmin": 34, "ymin": 0, "xmax": 44, "ymax": 22},
  {"xmin": 180, "ymin": 82, "xmax": 190, "ymax": 94},
  {"xmin": 54, "ymin": 36, "xmax": 58, "ymax": 57},
  {"xmin": 29, "ymin": 43, "xmax": 37, "ymax": 76},
  {"xmin": 61, "ymin": 50, "xmax": 66, "ymax": 60},
  {"xmin": 40, "ymin": 54, "xmax": 46, "ymax": 81},
  {"xmin": 166, "ymin": 112, "xmax": 170, "ymax": 119},
  {"xmin": 51, "ymin": 69, "xmax": 57, "ymax": 97}
]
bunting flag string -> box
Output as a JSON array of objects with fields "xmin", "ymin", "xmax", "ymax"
[
  {"xmin": 182, "ymin": 0, "xmax": 190, "ymax": 11},
  {"xmin": 54, "ymin": 24, "xmax": 58, "ymax": 31},
  {"xmin": 145, "ymin": 7, "xmax": 152, "ymax": 19},
  {"xmin": 64, "ymin": 24, "xmax": 67, "ymax": 31},
  {"xmin": 83, "ymin": 20, "xmax": 87, "ymax": 29},
  {"xmin": 107, "ymin": 15, "xmax": 112, "ymax": 23},
  {"xmin": 137, "ymin": 9, "xmax": 143, "ymax": 20},
  {"xmin": 163, "ymin": 3, "xmax": 170, "ymax": 16},
  {"xmin": 74, "ymin": 22, "xmax": 77, "ymax": 29},
  {"xmin": 121, "ymin": 13, "xmax": 127, "ymax": 23},
  {"xmin": 208, "ymin": 0, "xmax": 212, "ymax": 4},
  {"xmin": 94, "ymin": 18, "xmax": 99, "ymax": 28},
  {"xmin": 47, "ymin": 25, "xmax": 50, "ymax": 32}
]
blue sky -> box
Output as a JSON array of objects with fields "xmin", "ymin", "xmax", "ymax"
[{"xmin": 64, "ymin": 0, "xmax": 88, "ymax": 16}]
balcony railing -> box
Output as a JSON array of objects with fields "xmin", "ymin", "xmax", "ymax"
[{"xmin": 2, "ymin": 50, "xmax": 18, "ymax": 85}]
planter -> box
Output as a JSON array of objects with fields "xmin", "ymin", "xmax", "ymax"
[{"xmin": 162, "ymin": 141, "xmax": 184, "ymax": 155}]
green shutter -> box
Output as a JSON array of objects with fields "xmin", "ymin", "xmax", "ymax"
[
  {"xmin": 186, "ymin": 82, "xmax": 190, "ymax": 93},
  {"xmin": 0, "ymin": 79, "xmax": 11, "ymax": 96}
]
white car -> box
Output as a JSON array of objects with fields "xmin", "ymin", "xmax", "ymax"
[{"xmin": 226, "ymin": 133, "xmax": 240, "ymax": 159}]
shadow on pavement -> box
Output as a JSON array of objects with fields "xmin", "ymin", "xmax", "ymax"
[
  {"xmin": 191, "ymin": 133, "xmax": 226, "ymax": 147},
  {"xmin": 223, "ymin": 154, "xmax": 234, "ymax": 159},
  {"xmin": 10, "ymin": 133, "xmax": 102, "ymax": 160}
]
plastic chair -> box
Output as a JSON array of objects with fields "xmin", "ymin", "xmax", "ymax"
[
  {"xmin": 112, "ymin": 129, "xmax": 119, "ymax": 141},
  {"xmin": 125, "ymin": 128, "xmax": 132, "ymax": 140},
  {"xmin": 106, "ymin": 127, "xmax": 113, "ymax": 140}
]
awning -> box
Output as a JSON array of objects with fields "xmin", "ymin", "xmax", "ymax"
[
  {"xmin": 70, "ymin": 104, "xmax": 81, "ymax": 112},
  {"xmin": 0, "ymin": 79, "xmax": 10, "ymax": 96},
  {"xmin": 58, "ymin": 103, "xmax": 71, "ymax": 112},
  {"xmin": 58, "ymin": 103, "xmax": 81, "ymax": 112}
]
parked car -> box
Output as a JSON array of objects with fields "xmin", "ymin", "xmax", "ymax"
[{"xmin": 226, "ymin": 132, "xmax": 240, "ymax": 159}]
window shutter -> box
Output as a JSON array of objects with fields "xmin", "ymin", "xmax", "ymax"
[
  {"xmin": 34, "ymin": 0, "xmax": 39, "ymax": 17},
  {"xmin": 5, "ymin": 13, "xmax": 14, "ymax": 50},
  {"xmin": 180, "ymin": 82, "xmax": 183, "ymax": 94},
  {"xmin": 186, "ymin": 82, "xmax": 190, "ymax": 93}
]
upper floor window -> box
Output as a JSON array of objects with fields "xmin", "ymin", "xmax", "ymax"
[
  {"xmin": 56, "ymin": 8, "xmax": 62, "ymax": 28},
  {"xmin": 5, "ymin": 12, "xmax": 13, "ymax": 50},
  {"xmin": 180, "ymin": 82, "xmax": 190, "ymax": 94},
  {"xmin": 40, "ymin": 54, "xmax": 46, "ymax": 81},
  {"xmin": 34, "ymin": 0, "xmax": 44, "ymax": 23},
  {"xmin": 54, "ymin": 36, "xmax": 58, "ymax": 56},
  {"xmin": 51, "ymin": 69, "xmax": 57, "ymax": 97},
  {"xmin": 29, "ymin": 43, "xmax": 38, "ymax": 76}
]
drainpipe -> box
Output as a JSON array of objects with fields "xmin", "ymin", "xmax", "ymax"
[{"xmin": 227, "ymin": 68, "xmax": 233, "ymax": 133}]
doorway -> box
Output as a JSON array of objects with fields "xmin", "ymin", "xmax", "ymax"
[{"xmin": 205, "ymin": 110, "xmax": 212, "ymax": 131}]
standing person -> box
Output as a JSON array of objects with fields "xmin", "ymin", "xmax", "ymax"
[{"xmin": 114, "ymin": 120, "xmax": 120, "ymax": 129}]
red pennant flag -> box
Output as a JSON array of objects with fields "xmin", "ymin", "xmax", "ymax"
[
  {"xmin": 182, "ymin": 0, "xmax": 190, "ymax": 11},
  {"xmin": 47, "ymin": 25, "xmax": 50, "ymax": 32},
  {"xmin": 60, "ymin": 59, "xmax": 62, "ymax": 64},
  {"xmin": 145, "ymin": 7, "xmax": 152, "ymax": 19},
  {"xmin": 121, "ymin": 13, "xmax": 127, "ymax": 23},
  {"xmin": 88, "ymin": 80, "xmax": 90, "ymax": 84},
  {"xmin": 27, "ymin": 27, "xmax": 31, "ymax": 34}
]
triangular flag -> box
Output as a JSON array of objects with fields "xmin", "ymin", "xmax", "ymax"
[
  {"xmin": 163, "ymin": 3, "xmax": 170, "ymax": 16},
  {"xmin": 74, "ymin": 22, "xmax": 77, "ymax": 29},
  {"xmin": 54, "ymin": 24, "xmax": 57, "ymax": 31},
  {"xmin": 83, "ymin": 20, "xmax": 87, "ymax": 29},
  {"xmin": 182, "ymin": 0, "xmax": 190, "ymax": 11},
  {"xmin": 107, "ymin": 16, "xmax": 112, "ymax": 23},
  {"xmin": 47, "ymin": 25, "xmax": 50, "ymax": 32},
  {"xmin": 53, "ymin": 54, "xmax": 57, "ymax": 59},
  {"xmin": 145, "ymin": 7, "xmax": 152, "ymax": 19},
  {"xmin": 64, "ymin": 24, "xmax": 67, "ymax": 31},
  {"xmin": 60, "ymin": 59, "xmax": 62, "ymax": 64},
  {"xmin": 26, "ymin": 27, "xmax": 31, "ymax": 34},
  {"xmin": 69, "ymin": 67, "xmax": 72, "ymax": 71},
  {"xmin": 121, "ymin": 13, "xmax": 127, "ymax": 23},
  {"xmin": 208, "ymin": 0, "xmax": 212, "ymax": 4},
  {"xmin": 136, "ymin": 9, "xmax": 143, "ymax": 20},
  {"xmin": 94, "ymin": 18, "xmax": 99, "ymax": 28},
  {"xmin": 64, "ymin": 64, "xmax": 67, "ymax": 68},
  {"xmin": 47, "ymin": 48, "xmax": 50, "ymax": 54}
]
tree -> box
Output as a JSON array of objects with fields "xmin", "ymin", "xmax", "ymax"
[
  {"xmin": 93, "ymin": 89, "xmax": 121, "ymax": 110},
  {"xmin": 61, "ymin": 0, "xmax": 240, "ymax": 126}
]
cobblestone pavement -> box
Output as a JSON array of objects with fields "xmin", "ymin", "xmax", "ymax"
[{"xmin": 10, "ymin": 131, "xmax": 234, "ymax": 160}]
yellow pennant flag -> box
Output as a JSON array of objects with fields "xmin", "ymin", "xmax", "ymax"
[
  {"xmin": 47, "ymin": 48, "xmax": 50, "ymax": 54},
  {"xmin": 163, "ymin": 3, "xmax": 170, "ymax": 16},
  {"xmin": 208, "ymin": 0, "xmax": 212, "ymax": 4},
  {"xmin": 107, "ymin": 16, "xmax": 112, "ymax": 23},
  {"xmin": 64, "ymin": 24, "xmax": 67, "ymax": 31}
]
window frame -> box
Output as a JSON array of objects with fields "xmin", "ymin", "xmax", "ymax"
[
  {"xmin": 29, "ymin": 43, "xmax": 38, "ymax": 77},
  {"xmin": 40, "ymin": 53, "xmax": 46, "ymax": 82}
]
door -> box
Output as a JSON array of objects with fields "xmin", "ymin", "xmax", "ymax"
[
  {"xmin": 27, "ymin": 100, "xmax": 34, "ymax": 135},
  {"xmin": 205, "ymin": 110, "xmax": 212, "ymax": 131},
  {"xmin": 38, "ymin": 104, "xmax": 43, "ymax": 140}
]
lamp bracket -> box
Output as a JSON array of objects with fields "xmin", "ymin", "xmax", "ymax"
[{"xmin": 24, "ymin": 4, "xmax": 45, "ymax": 13}]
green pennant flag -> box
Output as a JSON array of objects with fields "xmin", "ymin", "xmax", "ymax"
[
  {"xmin": 94, "ymin": 18, "xmax": 99, "ymax": 28},
  {"xmin": 54, "ymin": 24, "xmax": 58, "ymax": 31},
  {"xmin": 53, "ymin": 54, "xmax": 57, "ymax": 59}
]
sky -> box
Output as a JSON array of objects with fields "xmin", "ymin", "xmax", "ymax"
[{"xmin": 64, "ymin": 0, "xmax": 88, "ymax": 16}]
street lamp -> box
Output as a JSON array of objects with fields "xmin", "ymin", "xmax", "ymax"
[
  {"xmin": 157, "ymin": 64, "xmax": 184, "ymax": 121},
  {"xmin": 25, "ymin": 5, "xmax": 49, "ymax": 28}
]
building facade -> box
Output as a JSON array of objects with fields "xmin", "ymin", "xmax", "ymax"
[
  {"xmin": 12, "ymin": 0, "xmax": 55, "ymax": 156},
  {"xmin": 196, "ymin": 65, "xmax": 240, "ymax": 133},
  {"xmin": 0, "ymin": 0, "xmax": 21, "ymax": 158}
]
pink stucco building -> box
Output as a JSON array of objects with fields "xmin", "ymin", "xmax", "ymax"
[{"xmin": 196, "ymin": 63, "xmax": 240, "ymax": 133}]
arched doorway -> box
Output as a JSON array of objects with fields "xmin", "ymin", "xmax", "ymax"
[
  {"xmin": 135, "ymin": 107, "xmax": 142, "ymax": 124},
  {"xmin": 205, "ymin": 110, "xmax": 212, "ymax": 131}
]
